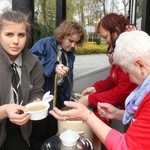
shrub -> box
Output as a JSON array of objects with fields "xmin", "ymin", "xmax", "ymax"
[
  {"xmin": 75, "ymin": 42, "xmax": 108, "ymax": 55},
  {"xmin": 33, "ymin": 22, "xmax": 54, "ymax": 42},
  {"xmin": 89, "ymin": 37, "xmax": 101, "ymax": 45}
]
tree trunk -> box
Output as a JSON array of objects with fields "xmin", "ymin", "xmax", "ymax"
[{"xmin": 12, "ymin": 0, "xmax": 34, "ymax": 48}]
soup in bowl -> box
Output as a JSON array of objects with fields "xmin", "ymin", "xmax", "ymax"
[{"xmin": 25, "ymin": 101, "xmax": 50, "ymax": 120}]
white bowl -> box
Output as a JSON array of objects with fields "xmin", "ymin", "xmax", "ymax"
[
  {"xmin": 59, "ymin": 130, "xmax": 79, "ymax": 147},
  {"xmin": 25, "ymin": 101, "xmax": 50, "ymax": 121}
]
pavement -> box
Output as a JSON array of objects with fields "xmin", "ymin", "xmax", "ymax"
[{"xmin": 73, "ymin": 54, "xmax": 110, "ymax": 78}]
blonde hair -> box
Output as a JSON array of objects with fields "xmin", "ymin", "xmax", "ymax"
[{"xmin": 54, "ymin": 20, "xmax": 85, "ymax": 46}]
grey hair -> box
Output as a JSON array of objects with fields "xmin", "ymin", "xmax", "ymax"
[{"xmin": 113, "ymin": 31, "xmax": 150, "ymax": 69}]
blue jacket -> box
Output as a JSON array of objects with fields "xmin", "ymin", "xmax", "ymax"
[{"xmin": 30, "ymin": 36, "xmax": 75, "ymax": 106}]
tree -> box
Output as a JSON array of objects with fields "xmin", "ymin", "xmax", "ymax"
[
  {"xmin": 121, "ymin": 0, "xmax": 129, "ymax": 17},
  {"xmin": 35, "ymin": 0, "xmax": 56, "ymax": 26},
  {"xmin": 84, "ymin": 0, "xmax": 103, "ymax": 25},
  {"xmin": 67, "ymin": 0, "xmax": 77, "ymax": 20}
]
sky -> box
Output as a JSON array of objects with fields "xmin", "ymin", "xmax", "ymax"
[{"xmin": 0, "ymin": 0, "xmax": 12, "ymax": 13}]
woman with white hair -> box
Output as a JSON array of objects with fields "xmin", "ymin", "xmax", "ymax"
[{"xmin": 50, "ymin": 30, "xmax": 150, "ymax": 150}]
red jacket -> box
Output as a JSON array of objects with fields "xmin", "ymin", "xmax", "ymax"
[
  {"xmin": 105, "ymin": 92, "xmax": 150, "ymax": 150},
  {"xmin": 88, "ymin": 65, "xmax": 137, "ymax": 124}
]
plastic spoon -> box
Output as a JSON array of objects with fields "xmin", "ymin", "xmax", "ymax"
[{"xmin": 42, "ymin": 91, "xmax": 53, "ymax": 103}]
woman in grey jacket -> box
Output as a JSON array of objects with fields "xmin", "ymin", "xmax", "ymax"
[{"xmin": 0, "ymin": 11, "xmax": 44, "ymax": 150}]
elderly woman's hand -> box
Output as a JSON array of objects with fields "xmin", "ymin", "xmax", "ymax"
[
  {"xmin": 97, "ymin": 102, "xmax": 124, "ymax": 121},
  {"xmin": 49, "ymin": 101, "xmax": 91, "ymax": 122}
]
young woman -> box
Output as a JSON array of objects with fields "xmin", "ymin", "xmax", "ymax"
[
  {"xmin": 79, "ymin": 13, "xmax": 137, "ymax": 125},
  {"xmin": 0, "ymin": 11, "xmax": 44, "ymax": 150},
  {"xmin": 30, "ymin": 21, "xmax": 85, "ymax": 149},
  {"xmin": 50, "ymin": 30, "xmax": 150, "ymax": 150},
  {"xmin": 30, "ymin": 21, "xmax": 85, "ymax": 109}
]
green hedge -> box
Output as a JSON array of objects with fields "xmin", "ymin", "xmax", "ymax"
[
  {"xmin": 75, "ymin": 42, "xmax": 108, "ymax": 55},
  {"xmin": 34, "ymin": 22, "xmax": 54, "ymax": 42},
  {"xmin": 88, "ymin": 37, "xmax": 101, "ymax": 45}
]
